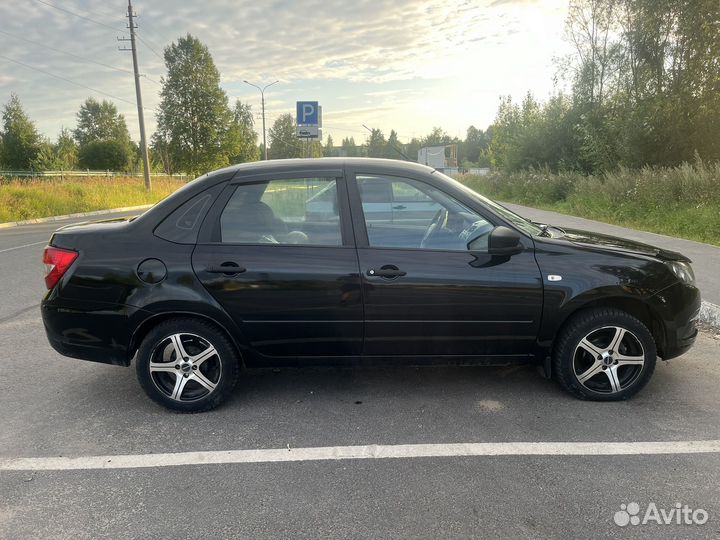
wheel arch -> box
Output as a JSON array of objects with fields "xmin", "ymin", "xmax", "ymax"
[
  {"xmin": 128, "ymin": 311, "xmax": 247, "ymax": 367},
  {"xmin": 542, "ymin": 295, "xmax": 667, "ymax": 377}
]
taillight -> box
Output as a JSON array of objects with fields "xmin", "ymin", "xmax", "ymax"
[{"xmin": 43, "ymin": 246, "xmax": 78, "ymax": 289}]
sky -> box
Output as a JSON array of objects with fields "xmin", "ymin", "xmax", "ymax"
[{"xmin": 0, "ymin": 0, "xmax": 572, "ymax": 145}]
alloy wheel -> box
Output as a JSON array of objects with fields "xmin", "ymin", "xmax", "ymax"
[
  {"xmin": 148, "ymin": 333, "xmax": 222, "ymax": 402},
  {"xmin": 572, "ymin": 326, "xmax": 645, "ymax": 394}
]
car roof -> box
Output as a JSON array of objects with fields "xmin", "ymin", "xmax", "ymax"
[{"xmin": 197, "ymin": 157, "xmax": 436, "ymax": 184}]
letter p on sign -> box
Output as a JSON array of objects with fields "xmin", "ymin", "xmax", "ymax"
[{"xmin": 296, "ymin": 101, "xmax": 319, "ymax": 126}]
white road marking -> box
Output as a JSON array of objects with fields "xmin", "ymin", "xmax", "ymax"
[
  {"xmin": 0, "ymin": 240, "xmax": 46, "ymax": 254},
  {"xmin": 2, "ymin": 440, "xmax": 720, "ymax": 472}
]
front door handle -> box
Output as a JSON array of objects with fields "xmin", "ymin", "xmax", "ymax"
[
  {"xmin": 367, "ymin": 265, "xmax": 407, "ymax": 279},
  {"xmin": 206, "ymin": 262, "xmax": 246, "ymax": 275},
  {"xmin": 392, "ymin": 204, "xmax": 407, "ymax": 210}
]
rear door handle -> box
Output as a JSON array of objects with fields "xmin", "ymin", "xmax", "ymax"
[
  {"xmin": 392, "ymin": 205, "xmax": 407, "ymax": 210},
  {"xmin": 206, "ymin": 262, "xmax": 246, "ymax": 275},
  {"xmin": 367, "ymin": 265, "xmax": 406, "ymax": 279}
]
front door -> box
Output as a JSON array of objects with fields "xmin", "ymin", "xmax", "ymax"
[
  {"xmin": 192, "ymin": 173, "xmax": 362, "ymax": 359},
  {"xmin": 349, "ymin": 172, "xmax": 543, "ymax": 359}
]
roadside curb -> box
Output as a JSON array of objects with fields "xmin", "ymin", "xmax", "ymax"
[
  {"xmin": 0, "ymin": 205, "xmax": 153, "ymax": 229},
  {"xmin": 700, "ymin": 301, "xmax": 720, "ymax": 330}
]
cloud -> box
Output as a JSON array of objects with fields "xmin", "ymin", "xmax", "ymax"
[
  {"xmin": 0, "ymin": 0, "xmax": 570, "ymax": 142},
  {"xmin": 0, "ymin": 75, "xmax": 16, "ymax": 87}
]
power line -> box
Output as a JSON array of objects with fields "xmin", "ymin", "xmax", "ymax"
[
  {"xmin": 0, "ymin": 28, "xmax": 163, "ymax": 86},
  {"xmin": 134, "ymin": 30, "xmax": 165, "ymax": 62},
  {"xmin": 0, "ymin": 28, "xmax": 136, "ymax": 76},
  {"xmin": 30, "ymin": 0, "xmax": 128, "ymax": 34},
  {"xmin": 67, "ymin": 2, "xmax": 130, "ymax": 23},
  {"xmin": 30, "ymin": 0, "xmax": 168, "ymax": 69},
  {"xmin": 0, "ymin": 53, "xmax": 152, "ymax": 112},
  {"xmin": 20, "ymin": 2, "xmax": 166, "ymax": 87},
  {"xmin": 141, "ymin": 73, "xmax": 163, "ymax": 86}
]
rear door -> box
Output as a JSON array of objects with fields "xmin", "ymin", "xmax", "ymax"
[
  {"xmin": 192, "ymin": 170, "xmax": 363, "ymax": 360},
  {"xmin": 347, "ymin": 170, "xmax": 543, "ymax": 359}
]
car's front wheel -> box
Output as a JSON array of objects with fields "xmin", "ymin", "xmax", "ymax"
[
  {"xmin": 135, "ymin": 318, "xmax": 240, "ymax": 412},
  {"xmin": 553, "ymin": 308, "xmax": 656, "ymax": 400}
]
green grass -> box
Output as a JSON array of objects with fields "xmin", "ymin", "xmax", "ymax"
[
  {"xmin": 0, "ymin": 176, "xmax": 186, "ymax": 222},
  {"xmin": 457, "ymin": 161, "xmax": 720, "ymax": 246}
]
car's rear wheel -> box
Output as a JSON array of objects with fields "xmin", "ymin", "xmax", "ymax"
[
  {"xmin": 553, "ymin": 308, "xmax": 656, "ymax": 400},
  {"xmin": 135, "ymin": 318, "xmax": 240, "ymax": 412}
]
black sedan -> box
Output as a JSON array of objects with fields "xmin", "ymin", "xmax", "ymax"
[{"xmin": 41, "ymin": 158, "xmax": 700, "ymax": 412}]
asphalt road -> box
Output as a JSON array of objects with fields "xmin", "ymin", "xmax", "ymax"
[{"xmin": 1, "ymin": 209, "xmax": 720, "ymax": 539}]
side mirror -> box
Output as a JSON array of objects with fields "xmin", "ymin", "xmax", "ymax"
[{"xmin": 488, "ymin": 226, "xmax": 523, "ymax": 256}]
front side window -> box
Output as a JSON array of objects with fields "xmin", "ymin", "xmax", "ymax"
[
  {"xmin": 220, "ymin": 177, "xmax": 342, "ymax": 246},
  {"xmin": 357, "ymin": 175, "xmax": 493, "ymax": 251}
]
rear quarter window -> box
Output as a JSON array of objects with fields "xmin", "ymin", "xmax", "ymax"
[{"xmin": 154, "ymin": 184, "xmax": 223, "ymax": 244}]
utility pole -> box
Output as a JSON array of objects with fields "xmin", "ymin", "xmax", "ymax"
[
  {"xmin": 243, "ymin": 80, "xmax": 279, "ymax": 160},
  {"xmin": 119, "ymin": 0, "xmax": 151, "ymax": 191}
]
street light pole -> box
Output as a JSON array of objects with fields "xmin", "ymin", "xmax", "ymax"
[{"xmin": 243, "ymin": 80, "xmax": 279, "ymax": 160}]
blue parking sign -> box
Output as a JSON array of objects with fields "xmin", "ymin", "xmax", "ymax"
[{"xmin": 296, "ymin": 101, "xmax": 319, "ymax": 125}]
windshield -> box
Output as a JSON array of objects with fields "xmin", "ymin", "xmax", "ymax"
[{"xmin": 432, "ymin": 171, "xmax": 544, "ymax": 237}]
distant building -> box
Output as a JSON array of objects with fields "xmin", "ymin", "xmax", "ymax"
[{"xmin": 418, "ymin": 144, "xmax": 458, "ymax": 171}]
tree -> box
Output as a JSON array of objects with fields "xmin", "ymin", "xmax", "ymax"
[
  {"xmin": 1, "ymin": 94, "xmax": 41, "ymax": 169},
  {"xmin": 421, "ymin": 127, "xmax": 451, "ymax": 147},
  {"xmin": 559, "ymin": 0, "xmax": 720, "ymax": 169},
  {"xmin": 31, "ymin": 141, "xmax": 56, "ymax": 172},
  {"xmin": 155, "ymin": 34, "xmax": 234, "ymax": 175},
  {"xmin": 464, "ymin": 126, "xmax": 483, "ymax": 164},
  {"xmin": 72, "ymin": 98, "xmax": 133, "ymax": 170},
  {"xmin": 227, "ymin": 99, "xmax": 260, "ymax": 164},
  {"xmin": 384, "ymin": 129, "xmax": 403, "ymax": 159},
  {"xmin": 73, "ymin": 98, "xmax": 131, "ymax": 146},
  {"xmin": 150, "ymin": 131, "xmax": 175, "ymax": 174},
  {"xmin": 487, "ymin": 96, "xmax": 521, "ymax": 169},
  {"xmin": 366, "ymin": 128, "xmax": 386, "ymax": 158},
  {"xmin": 268, "ymin": 113, "xmax": 302, "ymax": 159},
  {"xmin": 324, "ymin": 134, "xmax": 336, "ymax": 157},
  {"xmin": 564, "ymin": 0, "xmax": 618, "ymax": 107},
  {"xmin": 341, "ymin": 136, "xmax": 359, "ymax": 157},
  {"xmin": 405, "ymin": 137, "xmax": 421, "ymax": 162},
  {"xmin": 31, "ymin": 128, "xmax": 79, "ymax": 171},
  {"xmin": 55, "ymin": 128, "xmax": 79, "ymax": 170},
  {"xmin": 78, "ymin": 140, "xmax": 132, "ymax": 171}
]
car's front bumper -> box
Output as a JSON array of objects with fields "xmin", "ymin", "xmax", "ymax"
[{"xmin": 650, "ymin": 281, "xmax": 701, "ymax": 360}]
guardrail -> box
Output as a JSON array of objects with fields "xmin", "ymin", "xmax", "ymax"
[{"xmin": 0, "ymin": 170, "xmax": 191, "ymax": 180}]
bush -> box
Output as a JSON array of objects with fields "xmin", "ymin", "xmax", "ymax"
[{"xmin": 78, "ymin": 140, "xmax": 132, "ymax": 171}]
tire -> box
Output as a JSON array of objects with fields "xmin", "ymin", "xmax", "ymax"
[
  {"xmin": 135, "ymin": 318, "xmax": 240, "ymax": 412},
  {"xmin": 553, "ymin": 308, "xmax": 656, "ymax": 401}
]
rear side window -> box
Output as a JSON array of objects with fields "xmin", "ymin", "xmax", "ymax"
[
  {"xmin": 220, "ymin": 177, "xmax": 342, "ymax": 246},
  {"xmin": 155, "ymin": 184, "xmax": 222, "ymax": 244}
]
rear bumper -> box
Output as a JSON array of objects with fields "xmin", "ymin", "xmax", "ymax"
[
  {"xmin": 651, "ymin": 282, "xmax": 701, "ymax": 360},
  {"xmin": 41, "ymin": 300, "xmax": 139, "ymax": 366}
]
